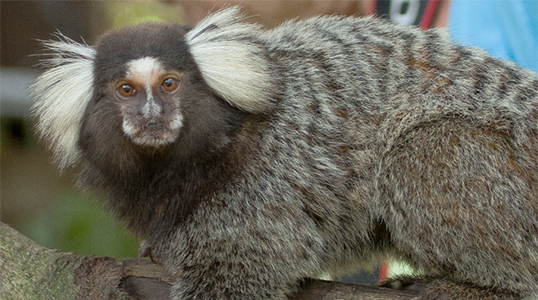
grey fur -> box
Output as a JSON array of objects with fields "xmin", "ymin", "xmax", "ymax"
[{"xmin": 32, "ymin": 7, "xmax": 538, "ymax": 300}]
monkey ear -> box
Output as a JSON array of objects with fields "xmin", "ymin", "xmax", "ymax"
[
  {"xmin": 30, "ymin": 34, "xmax": 96, "ymax": 170},
  {"xmin": 185, "ymin": 6, "xmax": 275, "ymax": 113}
]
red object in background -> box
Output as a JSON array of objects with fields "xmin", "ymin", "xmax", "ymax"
[
  {"xmin": 420, "ymin": 0, "xmax": 440, "ymax": 29},
  {"xmin": 369, "ymin": 0, "xmax": 441, "ymax": 29},
  {"xmin": 378, "ymin": 262, "xmax": 389, "ymax": 282}
]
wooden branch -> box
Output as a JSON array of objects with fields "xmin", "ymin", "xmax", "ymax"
[{"xmin": 0, "ymin": 222, "xmax": 418, "ymax": 299}]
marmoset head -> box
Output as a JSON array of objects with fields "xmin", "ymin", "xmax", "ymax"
[{"xmin": 30, "ymin": 7, "xmax": 275, "ymax": 170}]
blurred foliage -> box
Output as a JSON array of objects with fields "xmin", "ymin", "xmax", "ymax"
[
  {"xmin": 19, "ymin": 191, "xmax": 139, "ymax": 258},
  {"xmin": 107, "ymin": 1, "xmax": 183, "ymax": 28}
]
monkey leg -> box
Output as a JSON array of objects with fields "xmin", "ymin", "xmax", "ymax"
[
  {"xmin": 162, "ymin": 200, "xmax": 324, "ymax": 300},
  {"xmin": 138, "ymin": 239, "xmax": 163, "ymax": 264},
  {"xmin": 377, "ymin": 118, "xmax": 538, "ymax": 298}
]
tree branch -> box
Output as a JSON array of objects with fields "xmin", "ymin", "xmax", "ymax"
[{"xmin": 0, "ymin": 222, "xmax": 418, "ymax": 299}]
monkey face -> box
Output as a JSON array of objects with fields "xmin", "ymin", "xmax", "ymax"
[
  {"xmin": 89, "ymin": 23, "xmax": 197, "ymax": 149},
  {"xmin": 112, "ymin": 57, "xmax": 184, "ymax": 147}
]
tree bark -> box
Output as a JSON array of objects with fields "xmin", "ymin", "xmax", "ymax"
[{"xmin": 0, "ymin": 222, "xmax": 418, "ymax": 299}]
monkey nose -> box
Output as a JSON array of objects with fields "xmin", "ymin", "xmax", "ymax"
[{"xmin": 143, "ymin": 120, "xmax": 161, "ymax": 130}]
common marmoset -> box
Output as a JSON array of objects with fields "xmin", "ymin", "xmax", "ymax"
[{"xmin": 31, "ymin": 6, "xmax": 538, "ymax": 300}]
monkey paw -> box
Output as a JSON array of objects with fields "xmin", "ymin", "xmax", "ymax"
[
  {"xmin": 138, "ymin": 240, "xmax": 162, "ymax": 264},
  {"xmin": 380, "ymin": 276, "xmax": 428, "ymax": 292}
]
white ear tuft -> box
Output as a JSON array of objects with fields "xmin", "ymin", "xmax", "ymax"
[
  {"xmin": 30, "ymin": 34, "xmax": 96, "ymax": 170},
  {"xmin": 185, "ymin": 6, "xmax": 275, "ymax": 113}
]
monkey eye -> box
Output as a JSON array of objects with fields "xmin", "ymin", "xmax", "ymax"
[
  {"xmin": 117, "ymin": 83, "xmax": 136, "ymax": 98},
  {"xmin": 161, "ymin": 77, "xmax": 180, "ymax": 93}
]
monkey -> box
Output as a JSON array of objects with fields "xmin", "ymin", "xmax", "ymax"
[{"xmin": 30, "ymin": 6, "xmax": 538, "ymax": 300}]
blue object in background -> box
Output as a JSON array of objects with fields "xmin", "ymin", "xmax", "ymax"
[{"xmin": 448, "ymin": 0, "xmax": 538, "ymax": 73}]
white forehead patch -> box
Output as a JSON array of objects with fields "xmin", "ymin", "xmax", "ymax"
[{"xmin": 126, "ymin": 57, "xmax": 165, "ymax": 84}]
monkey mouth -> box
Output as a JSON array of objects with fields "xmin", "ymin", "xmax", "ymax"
[
  {"xmin": 122, "ymin": 117, "xmax": 183, "ymax": 147},
  {"xmin": 130, "ymin": 129, "xmax": 180, "ymax": 147}
]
